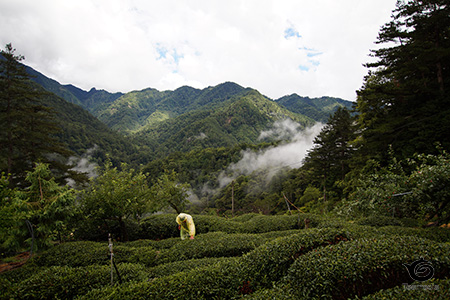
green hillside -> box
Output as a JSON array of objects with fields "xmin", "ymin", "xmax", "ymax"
[
  {"xmin": 276, "ymin": 94, "xmax": 353, "ymax": 122},
  {"xmin": 26, "ymin": 66, "xmax": 123, "ymax": 114},
  {"xmin": 35, "ymin": 83, "xmax": 140, "ymax": 166},
  {"xmin": 133, "ymin": 89, "xmax": 315, "ymax": 157},
  {"xmin": 29, "ymin": 67, "xmax": 351, "ymax": 134},
  {"xmin": 95, "ymin": 82, "xmax": 248, "ymax": 133}
]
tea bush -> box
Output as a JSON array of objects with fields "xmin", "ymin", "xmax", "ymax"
[
  {"xmin": 375, "ymin": 226, "xmax": 450, "ymax": 243},
  {"xmin": 3, "ymin": 213, "xmax": 449, "ymax": 300},
  {"xmin": 139, "ymin": 214, "xmax": 180, "ymax": 240},
  {"xmin": 33, "ymin": 241, "xmax": 159, "ymax": 267},
  {"xmin": 137, "ymin": 213, "xmax": 324, "ymax": 240},
  {"xmin": 155, "ymin": 232, "xmax": 271, "ymax": 264},
  {"xmin": 0, "ymin": 262, "xmax": 40, "ymax": 299},
  {"xmin": 147, "ymin": 257, "xmax": 234, "ymax": 278},
  {"xmin": 4, "ymin": 263, "xmax": 148, "ymax": 300},
  {"xmin": 33, "ymin": 241, "xmax": 109, "ymax": 267},
  {"xmin": 230, "ymin": 213, "xmax": 260, "ymax": 222},
  {"xmin": 282, "ymin": 236, "xmax": 450, "ymax": 299},
  {"xmin": 357, "ymin": 215, "xmax": 404, "ymax": 227},
  {"xmin": 236, "ymin": 228, "xmax": 351, "ymax": 291},
  {"xmin": 119, "ymin": 237, "xmax": 180, "ymax": 250},
  {"xmin": 77, "ymin": 228, "xmax": 351, "ymax": 299}
]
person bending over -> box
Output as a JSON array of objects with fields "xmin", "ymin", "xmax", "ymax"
[{"xmin": 176, "ymin": 213, "xmax": 195, "ymax": 240}]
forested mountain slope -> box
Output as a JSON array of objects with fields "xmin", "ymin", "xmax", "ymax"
[
  {"xmin": 96, "ymin": 82, "xmax": 247, "ymax": 133},
  {"xmin": 133, "ymin": 89, "xmax": 315, "ymax": 157},
  {"xmin": 28, "ymin": 66, "xmax": 352, "ymax": 133},
  {"xmin": 26, "ymin": 66, "xmax": 124, "ymax": 114},
  {"xmin": 39, "ymin": 84, "xmax": 139, "ymax": 165},
  {"xmin": 277, "ymin": 94, "xmax": 354, "ymax": 122},
  {"xmin": 23, "ymin": 61, "xmax": 353, "ymax": 162}
]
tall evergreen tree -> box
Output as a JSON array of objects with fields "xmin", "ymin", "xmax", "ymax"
[
  {"xmin": 302, "ymin": 107, "xmax": 356, "ymax": 201},
  {"xmin": 355, "ymin": 0, "xmax": 450, "ymax": 162},
  {"xmin": 0, "ymin": 44, "xmax": 72, "ymax": 186}
]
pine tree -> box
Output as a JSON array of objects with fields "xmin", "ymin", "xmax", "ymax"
[
  {"xmin": 356, "ymin": 0, "xmax": 450, "ymax": 162},
  {"xmin": 0, "ymin": 44, "xmax": 72, "ymax": 186},
  {"xmin": 302, "ymin": 107, "xmax": 356, "ymax": 201}
]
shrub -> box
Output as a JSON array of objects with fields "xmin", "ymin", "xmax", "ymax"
[
  {"xmin": 34, "ymin": 241, "xmax": 159, "ymax": 267},
  {"xmin": 4, "ymin": 263, "xmax": 148, "ymax": 300},
  {"xmin": 240, "ymin": 214, "xmax": 299, "ymax": 233},
  {"xmin": 147, "ymin": 257, "xmax": 234, "ymax": 278},
  {"xmin": 0, "ymin": 262, "xmax": 40, "ymax": 300},
  {"xmin": 119, "ymin": 237, "xmax": 180, "ymax": 250},
  {"xmin": 230, "ymin": 213, "xmax": 260, "ymax": 222},
  {"xmin": 376, "ymin": 226, "xmax": 450, "ymax": 243},
  {"xmin": 236, "ymin": 228, "xmax": 351, "ymax": 292},
  {"xmin": 155, "ymin": 232, "xmax": 271, "ymax": 264},
  {"xmin": 357, "ymin": 215, "xmax": 403, "ymax": 227},
  {"xmin": 138, "ymin": 213, "xmax": 322, "ymax": 240},
  {"xmin": 193, "ymin": 214, "xmax": 242, "ymax": 233},
  {"xmin": 139, "ymin": 214, "xmax": 179, "ymax": 240},
  {"xmin": 33, "ymin": 241, "xmax": 108, "ymax": 267},
  {"xmin": 282, "ymin": 236, "xmax": 450, "ymax": 299},
  {"xmin": 77, "ymin": 228, "xmax": 351, "ymax": 299}
]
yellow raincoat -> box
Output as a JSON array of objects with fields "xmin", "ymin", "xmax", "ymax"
[{"xmin": 176, "ymin": 213, "xmax": 196, "ymax": 240}]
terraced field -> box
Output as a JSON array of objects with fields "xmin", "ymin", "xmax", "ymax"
[{"xmin": 1, "ymin": 214, "xmax": 449, "ymax": 299}]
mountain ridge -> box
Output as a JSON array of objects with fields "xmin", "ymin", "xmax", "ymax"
[
  {"xmin": 26, "ymin": 63, "xmax": 353, "ymax": 127},
  {"xmin": 23, "ymin": 61, "xmax": 354, "ymax": 159}
]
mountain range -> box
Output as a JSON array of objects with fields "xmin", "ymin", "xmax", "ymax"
[{"xmin": 25, "ymin": 64, "xmax": 353, "ymax": 163}]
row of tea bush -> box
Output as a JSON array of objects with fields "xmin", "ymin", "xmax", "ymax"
[
  {"xmin": 75, "ymin": 213, "xmax": 424, "ymax": 241},
  {"xmin": 1, "ymin": 215, "xmax": 449, "ymax": 299}
]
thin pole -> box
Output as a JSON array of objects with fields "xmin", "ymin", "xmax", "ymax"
[
  {"xmin": 231, "ymin": 180, "xmax": 235, "ymax": 217},
  {"xmin": 108, "ymin": 234, "xmax": 113, "ymax": 285}
]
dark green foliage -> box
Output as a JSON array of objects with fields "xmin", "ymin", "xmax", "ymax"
[
  {"xmin": 134, "ymin": 89, "xmax": 314, "ymax": 158},
  {"xmin": 354, "ymin": 0, "xmax": 450, "ymax": 163},
  {"xmin": 375, "ymin": 226, "xmax": 450, "ymax": 243},
  {"xmin": 338, "ymin": 151, "xmax": 450, "ymax": 223},
  {"xmin": 77, "ymin": 161, "xmax": 155, "ymax": 242},
  {"xmin": 139, "ymin": 214, "xmax": 180, "ymax": 240},
  {"xmin": 77, "ymin": 228, "xmax": 351, "ymax": 300},
  {"xmin": 156, "ymin": 232, "xmax": 272, "ymax": 264},
  {"xmin": 120, "ymin": 237, "xmax": 181, "ymax": 250},
  {"xmin": 138, "ymin": 213, "xmax": 320, "ymax": 240},
  {"xmin": 276, "ymin": 94, "xmax": 353, "ymax": 122},
  {"xmin": 236, "ymin": 228, "xmax": 351, "ymax": 292},
  {"xmin": 147, "ymin": 257, "xmax": 234, "ymax": 278},
  {"xmin": 2, "ymin": 215, "xmax": 450, "ymax": 300},
  {"xmin": 34, "ymin": 241, "xmax": 160, "ymax": 268},
  {"xmin": 302, "ymin": 107, "xmax": 356, "ymax": 202},
  {"xmin": 33, "ymin": 241, "xmax": 111, "ymax": 267},
  {"xmin": 0, "ymin": 44, "xmax": 74, "ymax": 187},
  {"xmin": 282, "ymin": 236, "xmax": 450, "ymax": 299},
  {"xmin": 357, "ymin": 215, "xmax": 404, "ymax": 227},
  {"xmin": 3, "ymin": 263, "xmax": 148, "ymax": 300}
]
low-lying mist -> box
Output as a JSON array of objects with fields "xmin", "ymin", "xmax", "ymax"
[{"xmin": 218, "ymin": 120, "xmax": 323, "ymax": 187}]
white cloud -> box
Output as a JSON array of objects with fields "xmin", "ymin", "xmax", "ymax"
[
  {"xmin": 0, "ymin": 0, "xmax": 397, "ymax": 100},
  {"xmin": 218, "ymin": 122, "xmax": 323, "ymax": 188}
]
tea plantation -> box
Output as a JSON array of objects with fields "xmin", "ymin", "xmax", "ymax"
[{"xmin": 1, "ymin": 213, "xmax": 449, "ymax": 299}]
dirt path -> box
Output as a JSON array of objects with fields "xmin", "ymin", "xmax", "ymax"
[{"xmin": 0, "ymin": 252, "xmax": 32, "ymax": 273}]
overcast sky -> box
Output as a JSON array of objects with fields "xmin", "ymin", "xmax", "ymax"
[{"xmin": 0, "ymin": 0, "xmax": 397, "ymax": 101}]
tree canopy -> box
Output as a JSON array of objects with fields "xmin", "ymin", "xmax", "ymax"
[
  {"xmin": 0, "ymin": 44, "xmax": 74, "ymax": 187},
  {"xmin": 355, "ymin": 0, "xmax": 450, "ymax": 162}
]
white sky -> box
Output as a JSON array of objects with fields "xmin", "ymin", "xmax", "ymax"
[{"xmin": 0, "ymin": 0, "xmax": 397, "ymax": 101}]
